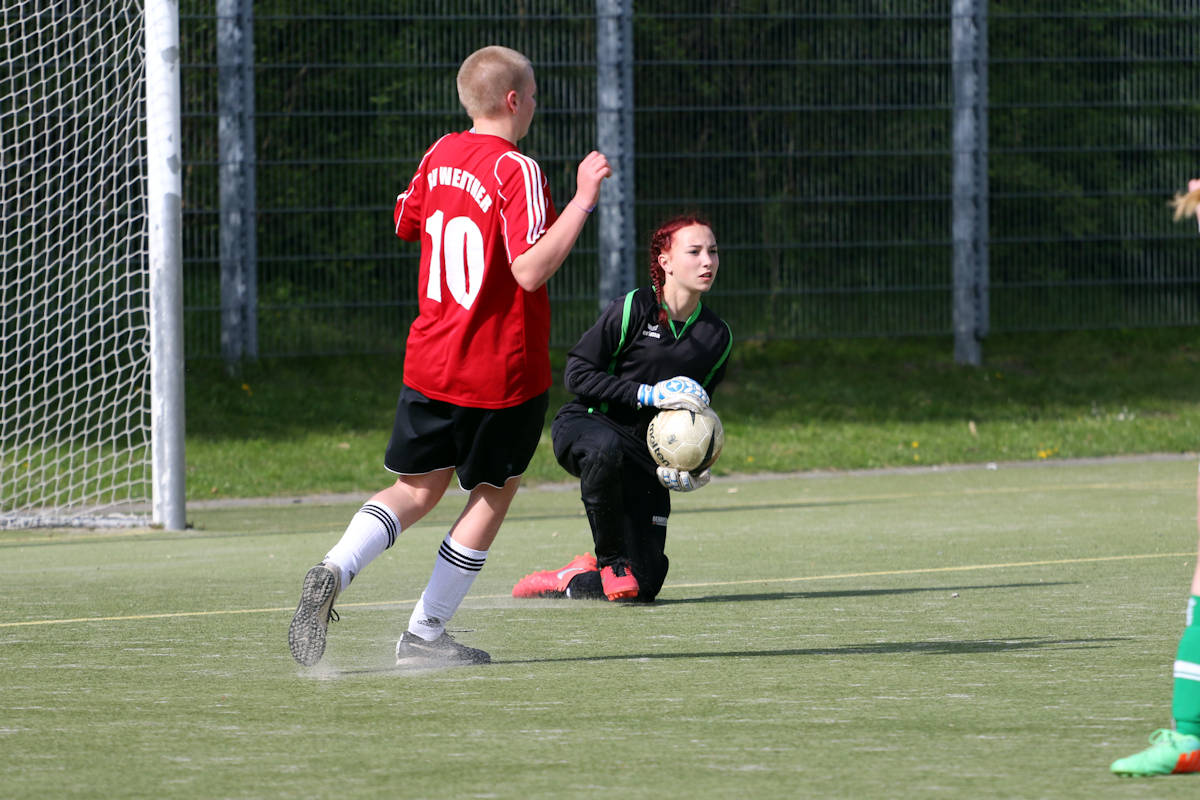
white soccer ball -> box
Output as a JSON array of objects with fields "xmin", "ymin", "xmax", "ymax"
[{"xmin": 646, "ymin": 407, "xmax": 724, "ymax": 472}]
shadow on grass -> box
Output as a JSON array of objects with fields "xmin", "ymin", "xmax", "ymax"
[
  {"xmin": 323, "ymin": 634, "xmax": 1126, "ymax": 676},
  {"xmin": 498, "ymin": 636, "xmax": 1127, "ymax": 665},
  {"xmin": 655, "ymin": 581, "xmax": 1069, "ymax": 604}
]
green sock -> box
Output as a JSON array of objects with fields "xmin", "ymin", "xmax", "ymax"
[{"xmin": 1173, "ymin": 596, "xmax": 1200, "ymax": 737}]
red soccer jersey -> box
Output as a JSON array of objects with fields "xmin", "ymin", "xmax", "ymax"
[{"xmin": 394, "ymin": 131, "xmax": 557, "ymax": 408}]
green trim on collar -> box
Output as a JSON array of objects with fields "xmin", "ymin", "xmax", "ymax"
[
  {"xmin": 665, "ymin": 300, "xmax": 703, "ymax": 339},
  {"xmin": 701, "ymin": 320, "xmax": 734, "ymax": 388}
]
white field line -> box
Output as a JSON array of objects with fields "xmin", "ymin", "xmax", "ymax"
[{"xmin": 2, "ymin": 550, "xmax": 1192, "ymax": 628}]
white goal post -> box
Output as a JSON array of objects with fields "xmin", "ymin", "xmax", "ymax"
[{"xmin": 1, "ymin": 1, "xmax": 185, "ymax": 530}]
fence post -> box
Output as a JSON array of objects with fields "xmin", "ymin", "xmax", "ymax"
[
  {"xmin": 147, "ymin": 0, "xmax": 187, "ymax": 530},
  {"xmin": 595, "ymin": 0, "xmax": 636, "ymax": 306},
  {"xmin": 951, "ymin": 0, "xmax": 988, "ymax": 366},
  {"xmin": 218, "ymin": 0, "xmax": 257, "ymax": 368}
]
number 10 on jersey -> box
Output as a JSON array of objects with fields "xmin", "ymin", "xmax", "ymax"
[{"xmin": 424, "ymin": 210, "xmax": 485, "ymax": 310}]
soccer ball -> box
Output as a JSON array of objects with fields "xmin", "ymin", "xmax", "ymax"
[{"xmin": 646, "ymin": 407, "xmax": 724, "ymax": 472}]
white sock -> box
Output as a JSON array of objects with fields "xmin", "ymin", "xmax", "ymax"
[
  {"xmin": 324, "ymin": 501, "xmax": 400, "ymax": 589},
  {"xmin": 407, "ymin": 534, "xmax": 487, "ymax": 641}
]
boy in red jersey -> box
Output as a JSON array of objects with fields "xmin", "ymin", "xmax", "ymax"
[{"xmin": 289, "ymin": 45, "xmax": 611, "ymax": 668}]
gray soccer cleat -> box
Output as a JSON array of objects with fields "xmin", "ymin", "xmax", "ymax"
[
  {"xmin": 395, "ymin": 630, "xmax": 491, "ymax": 667},
  {"xmin": 288, "ymin": 562, "xmax": 342, "ymax": 666}
]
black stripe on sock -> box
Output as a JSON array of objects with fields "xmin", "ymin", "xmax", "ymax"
[
  {"xmin": 438, "ymin": 540, "xmax": 485, "ymax": 572},
  {"xmin": 361, "ymin": 504, "xmax": 398, "ymax": 549}
]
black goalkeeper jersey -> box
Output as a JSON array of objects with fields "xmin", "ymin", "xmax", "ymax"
[{"xmin": 560, "ymin": 286, "xmax": 733, "ymax": 432}]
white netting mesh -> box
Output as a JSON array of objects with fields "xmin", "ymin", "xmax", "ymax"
[{"xmin": 2, "ymin": 4, "xmax": 151, "ymax": 529}]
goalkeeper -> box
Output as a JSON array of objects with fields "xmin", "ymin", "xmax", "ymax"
[
  {"xmin": 512, "ymin": 214, "xmax": 733, "ymax": 603},
  {"xmin": 1110, "ymin": 179, "xmax": 1200, "ymax": 777}
]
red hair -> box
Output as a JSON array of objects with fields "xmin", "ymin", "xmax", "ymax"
[{"xmin": 648, "ymin": 213, "xmax": 712, "ymax": 324}]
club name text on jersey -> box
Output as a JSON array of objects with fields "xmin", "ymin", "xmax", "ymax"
[{"xmin": 426, "ymin": 166, "xmax": 493, "ymax": 213}]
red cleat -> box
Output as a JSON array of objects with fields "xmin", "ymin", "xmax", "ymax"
[
  {"xmin": 600, "ymin": 561, "xmax": 639, "ymax": 601},
  {"xmin": 512, "ymin": 553, "xmax": 598, "ymax": 598}
]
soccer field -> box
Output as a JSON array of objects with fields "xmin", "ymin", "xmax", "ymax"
[{"xmin": 3, "ymin": 458, "xmax": 1200, "ymax": 799}]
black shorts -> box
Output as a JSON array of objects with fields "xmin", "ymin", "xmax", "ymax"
[{"xmin": 384, "ymin": 386, "xmax": 549, "ymax": 490}]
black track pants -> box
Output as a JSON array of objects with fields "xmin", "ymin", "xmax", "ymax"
[{"xmin": 551, "ymin": 406, "xmax": 671, "ymax": 601}]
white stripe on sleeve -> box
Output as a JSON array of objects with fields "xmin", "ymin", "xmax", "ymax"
[
  {"xmin": 498, "ymin": 151, "xmax": 548, "ymax": 245},
  {"xmin": 1175, "ymin": 659, "xmax": 1200, "ymax": 683}
]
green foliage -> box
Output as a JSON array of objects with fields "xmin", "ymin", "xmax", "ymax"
[
  {"xmin": 173, "ymin": 5, "xmax": 1200, "ymax": 357},
  {"xmin": 183, "ymin": 328, "xmax": 1200, "ymax": 500}
]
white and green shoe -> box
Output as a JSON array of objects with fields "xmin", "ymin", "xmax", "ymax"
[{"xmin": 1111, "ymin": 729, "xmax": 1200, "ymax": 776}]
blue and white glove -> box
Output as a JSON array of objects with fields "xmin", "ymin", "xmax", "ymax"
[
  {"xmin": 637, "ymin": 376, "xmax": 709, "ymax": 412},
  {"xmin": 656, "ymin": 466, "xmax": 711, "ymax": 492}
]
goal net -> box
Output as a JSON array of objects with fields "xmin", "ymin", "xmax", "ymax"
[{"xmin": 1, "ymin": 4, "xmax": 152, "ymax": 529}]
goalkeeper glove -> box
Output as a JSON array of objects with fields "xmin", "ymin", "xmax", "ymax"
[
  {"xmin": 637, "ymin": 376, "xmax": 709, "ymax": 412},
  {"xmin": 656, "ymin": 466, "xmax": 711, "ymax": 492}
]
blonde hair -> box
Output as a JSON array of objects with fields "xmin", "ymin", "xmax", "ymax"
[
  {"xmin": 456, "ymin": 46, "xmax": 533, "ymax": 120},
  {"xmin": 1171, "ymin": 186, "xmax": 1200, "ymax": 223}
]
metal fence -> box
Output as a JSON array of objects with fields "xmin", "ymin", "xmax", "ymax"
[{"xmin": 178, "ymin": 1, "xmax": 1200, "ymax": 361}]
